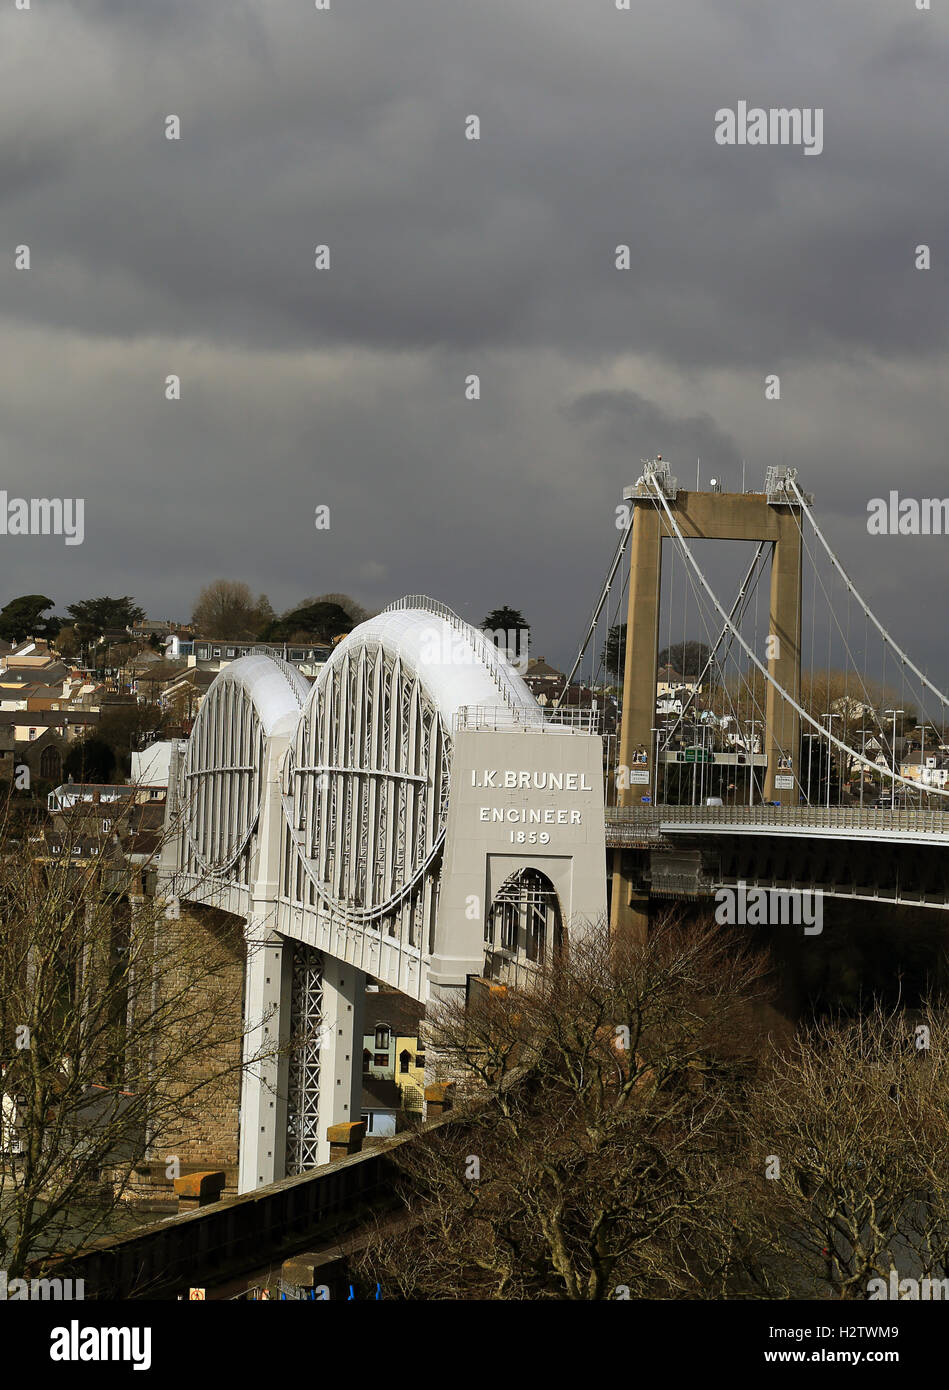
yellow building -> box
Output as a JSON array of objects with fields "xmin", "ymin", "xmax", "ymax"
[{"xmin": 362, "ymin": 989, "xmax": 426, "ymax": 1117}]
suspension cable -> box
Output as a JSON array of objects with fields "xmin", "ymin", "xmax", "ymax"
[
  {"xmin": 642, "ymin": 470, "xmax": 949, "ymax": 798},
  {"xmin": 789, "ymin": 476, "xmax": 949, "ymax": 712}
]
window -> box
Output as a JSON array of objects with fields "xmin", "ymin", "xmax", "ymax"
[
  {"xmin": 40, "ymin": 746, "xmax": 61, "ymax": 781},
  {"xmin": 415, "ymin": 1054, "xmax": 426, "ymax": 1068},
  {"xmin": 373, "ymin": 1053, "xmax": 388, "ymax": 1068},
  {"xmin": 28, "ymin": 728, "xmax": 36, "ymax": 741},
  {"xmin": 374, "ymin": 1025, "xmax": 390, "ymax": 1050},
  {"xmin": 362, "ymin": 1049, "xmax": 371, "ymax": 1073},
  {"xmin": 399, "ymin": 1050, "xmax": 411, "ymax": 1075},
  {"xmin": 226, "ymin": 648, "xmax": 236, "ymax": 658},
  {"xmin": 213, "ymin": 648, "xmax": 221, "ymax": 658},
  {"xmin": 102, "ymin": 819, "xmax": 112, "ymax": 832}
]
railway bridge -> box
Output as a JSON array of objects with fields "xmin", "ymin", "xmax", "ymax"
[{"xmin": 159, "ymin": 596, "xmax": 606, "ymax": 1190}]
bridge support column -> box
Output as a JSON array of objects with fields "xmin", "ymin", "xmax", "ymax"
[
  {"xmin": 315, "ymin": 960, "xmax": 365, "ymax": 1167},
  {"xmin": 619, "ymin": 502, "xmax": 663, "ymax": 797},
  {"xmin": 612, "ymin": 503, "xmax": 662, "ymax": 942},
  {"xmin": 609, "ymin": 866, "xmax": 650, "ymax": 947},
  {"xmin": 238, "ymin": 925, "xmax": 292, "ymax": 1194},
  {"xmin": 765, "ymin": 510, "xmax": 803, "ymax": 803}
]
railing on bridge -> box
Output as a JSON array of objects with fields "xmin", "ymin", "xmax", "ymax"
[
  {"xmin": 383, "ymin": 594, "xmax": 530, "ymax": 712},
  {"xmin": 605, "ymin": 804, "xmax": 949, "ymax": 837},
  {"xmin": 453, "ymin": 704, "xmax": 600, "ymax": 734}
]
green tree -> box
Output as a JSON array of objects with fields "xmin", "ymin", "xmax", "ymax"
[
  {"xmin": 53, "ymin": 625, "xmax": 82, "ymax": 661},
  {"xmin": 263, "ymin": 602, "xmax": 352, "ymax": 644},
  {"xmin": 95, "ymin": 704, "xmax": 168, "ymax": 779},
  {"xmin": 63, "ymin": 738, "xmax": 116, "ymax": 785},
  {"xmin": 0, "ymin": 595, "xmax": 59, "ymax": 644},
  {"xmin": 482, "ymin": 607, "xmax": 529, "ymax": 633},
  {"xmin": 658, "ymin": 642, "xmax": 711, "ymax": 678},
  {"xmin": 603, "ymin": 623, "xmax": 626, "ymax": 680},
  {"xmin": 296, "ymin": 593, "xmax": 369, "ymax": 625},
  {"xmin": 66, "ymin": 600, "xmax": 144, "ymax": 636},
  {"xmin": 66, "ymin": 597, "xmax": 145, "ymax": 642}
]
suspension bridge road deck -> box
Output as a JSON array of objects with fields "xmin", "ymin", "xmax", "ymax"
[{"xmin": 606, "ymin": 805, "xmax": 949, "ymax": 848}]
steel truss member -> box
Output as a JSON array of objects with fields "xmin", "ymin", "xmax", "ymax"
[{"xmin": 286, "ymin": 941, "xmax": 324, "ymax": 1174}]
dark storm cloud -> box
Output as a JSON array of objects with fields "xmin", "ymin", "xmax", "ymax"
[
  {"xmin": 0, "ymin": 0, "xmax": 947, "ymax": 680},
  {"xmin": 4, "ymin": 0, "xmax": 948, "ymax": 364},
  {"xmin": 565, "ymin": 391, "xmax": 742, "ymax": 480}
]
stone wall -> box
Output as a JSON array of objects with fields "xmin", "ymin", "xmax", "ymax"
[{"xmin": 124, "ymin": 902, "xmax": 245, "ymax": 1206}]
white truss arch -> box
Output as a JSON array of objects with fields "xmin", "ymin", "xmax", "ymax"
[
  {"xmin": 181, "ymin": 655, "xmax": 308, "ymax": 882},
  {"xmin": 280, "ymin": 600, "xmax": 534, "ymax": 938}
]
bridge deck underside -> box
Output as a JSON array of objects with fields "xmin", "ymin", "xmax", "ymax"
[
  {"xmin": 168, "ymin": 875, "xmax": 426, "ymax": 1000},
  {"xmin": 610, "ymin": 828, "xmax": 949, "ymax": 913}
]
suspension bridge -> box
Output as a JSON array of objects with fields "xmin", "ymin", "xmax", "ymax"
[
  {"xmin": 156, "ymin": 459, "xmax": 949, "ymax": 1190},
  {"xmin": 560, "ymin": 460, "xmax": 949, "ymax": 938}
]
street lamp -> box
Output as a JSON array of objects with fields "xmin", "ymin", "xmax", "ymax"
[
  {"xmin": 700, "ymin": 720, "xmax": 710, "ymax": 804},
  {"xmin": 802, "ymin": 732, "xmax": 819, "ymax": 807},
  {"xmin": 821, "ymin": 713, "xmax": 841, "ymax": 809},
  {"xmin": 857, "ymin": 727, "xmax": 871, "ymax": 809},
  {"xmin": 744, "ymin": 719, "xmax": 761, "ymax": 806},
  {"xmin": 884, "ymin": 709, "xmax": 904, "ymax": 811},
  {"xmin": 918, "ymin": 721, "xmax": 933, "ymax": 808}
]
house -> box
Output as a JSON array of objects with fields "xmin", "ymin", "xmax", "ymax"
[
  {"xmin": 43, "ymin": 784, "xmax": 166, "ymax": 864},
  {"xmin": 656, "ymin": 664, "xmax": 702, "ymax": 697},
  {"xmin": 1, "ymin": 639, "xmax": 62, "ymax": 674},
  {"xmin": 899, "ymin": 751, "xmax": 926, "ymax": 783},
  {"xmin": 360, "ymin": 1079, "xmax": 403, "ymax": 1138},
  {"xmin": 903, "ymin": 752, "xmax": 949, "ymax": 789},
  {"xmin": 543, "ymin": 684, "xmax": 617, "ymax": 735},
  {"xmin": 131, "ymin": 741, "xmax": 183, "ymax": 787},
  {"xmin": 362, "ymin": 989, "xmax": 426, "ymax": 1116},
  {"xmin": 128, "ymin": 659, "xmax": 187, "ymax": 703},
  {"xmin": 0, "ymin": 722, "xmax": 67, "ymax": 784},
  {"xmin": 159, "ymin": 668, "xmax": 217, "ymax": 725},
  {"xmin": 0, "ymin": 707, "xmax": 103, "ymax": 787},
  {"xmin": 656, "ymin": 684, "xmax": 699, "ymax": 718},
  {"xmin": 523, "ymin": 657, "xmax": 566, "ymax": 703},
  {"xmin": 0, "ymin": 662, "xmax": 75, "ymax": 708},
  {"xmin": 164, "ymin": 635, "xmax": 194, "ymax": 660},
  {"xmin": 189, "ymin": 640, "xmax": 330, "ymax": 677}
]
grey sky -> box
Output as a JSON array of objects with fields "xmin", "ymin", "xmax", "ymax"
[{"xmin": 1, "ymin": 0, "xmax": 947, "ymax": 681}]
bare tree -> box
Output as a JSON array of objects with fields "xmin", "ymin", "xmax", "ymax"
[
  {"xmin": 738, "ymin": 1001, "xmax": 949, "ymax": 1299},
  {"xmin": 191, "ymin": 580, "xmax": 271, "ymax": 640},
  {"xmin": 357, "ymin": 915, "xmax": 774, "ymax": 1299},
  {"xmin": 0, "ymin": 797, "xmax": 256, "ymax": 1279}
]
